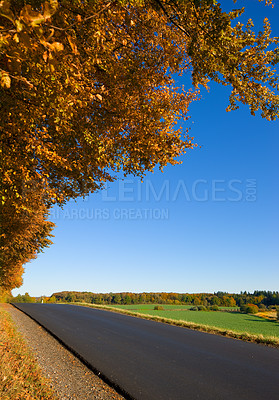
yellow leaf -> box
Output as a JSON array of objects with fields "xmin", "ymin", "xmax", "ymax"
[
  {"xmin": 0, "ymin": 0, "xmax": 15, "ymax": 23},
  {"xmin": 43, "ymin": 51, "xmax": 48, "ymax": 62},
  {"xmin": 50, "ymin": 42, "xmax": 64, "ymax": 52},
  {"xmin": 15, "ymin": 19, "xmax": 23, "ymax": 32},
  {"xmin": 43, "ymin": 0, "xmax": 58, "ymax": 20},
  {"xmin": 0, "ymin": 71, "xmax": 11, "ymax": 88},
  {"xmin": 20, "ymin": 4, "xmax": 44, "ymax": 27},
  {"xmin": 67, "ymin": 35, "xmax": 79, "ymax": 55}
]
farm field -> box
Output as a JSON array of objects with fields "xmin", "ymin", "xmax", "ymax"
[{"xmin": 110, "ymin": 304, "xmax": 279, "ymax": 338}]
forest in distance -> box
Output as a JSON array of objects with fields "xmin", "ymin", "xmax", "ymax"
[{"xmin": 12, "ymin": 290, "xmax": 279, "ymax": 309}]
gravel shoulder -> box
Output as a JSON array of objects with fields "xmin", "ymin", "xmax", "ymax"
[{"xmin": 2, "ymin": 304, "xmax": 125, "ymax": 400}]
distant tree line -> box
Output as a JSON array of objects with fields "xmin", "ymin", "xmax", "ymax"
[
  {"xmin": 43, "ymin": 290, "xmax": 279, "ymax": 308},
  {"xmin": 11, "ymin": 291, "xmax": 279, "ymax": 308},
  {"xmin": 12, "ymin": 292, "xmax": 36, "ymax": 303}
]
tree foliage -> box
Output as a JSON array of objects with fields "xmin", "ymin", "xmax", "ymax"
[
  {"xmin": 47, "ymin": 290, "xmax": 279, "ymax": 307},
  {"xmin": 240, "ymin": 303, "xmax": 259, "ymax": 314},
  {"xmin": 1, "ymin": 0, "xmax": 278, "ymax": 289},
  {"xmin": 12, "ymin": 291, "xmax": 36, "ymax": 302},
  {"xmin": 0, "ymin": 181, "xmax": 54, "ymax": 290}
]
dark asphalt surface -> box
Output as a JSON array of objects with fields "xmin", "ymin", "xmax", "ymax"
[{"xmin": 13, "ymin": 303, "xmax": 279, "ymax": 400}]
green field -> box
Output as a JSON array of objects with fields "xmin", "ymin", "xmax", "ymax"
[{"xmin": 110, "ymin": 304, "xmax": 279, "ymax": 338}]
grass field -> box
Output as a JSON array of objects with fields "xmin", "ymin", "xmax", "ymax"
[{"xmin": 110, "ymin": 304, "xmax": 279, "ymax": 339}]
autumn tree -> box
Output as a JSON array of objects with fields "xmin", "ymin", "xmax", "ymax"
[
  {"xmin": 0, "ymin": 179, "xmax": 54, "ymax": 290},
  {"xmin": 1, "ymin": 0, "xmax": 279, "ymax": 290}
]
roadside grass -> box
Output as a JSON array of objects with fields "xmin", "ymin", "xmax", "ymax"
[
  {"xmin": 70, "ymin": 302, "xmax": 279, "ymax": 348},
  {"xmin": 0, "ymin": 305, "xmax": 57, "ymax": 400}
]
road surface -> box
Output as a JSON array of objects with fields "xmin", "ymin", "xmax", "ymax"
[{"xmin": 13, "ymin": 303, "xmax": 279, "ymax": 400}]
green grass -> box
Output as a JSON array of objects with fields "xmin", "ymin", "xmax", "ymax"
[{"xmin": 110, "ymin": 304, "xmax": 279, "ymax": 338}]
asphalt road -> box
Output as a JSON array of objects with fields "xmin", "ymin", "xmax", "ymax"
[{"xmin": 13, "ymin": 303, "xmax": 279, "ymax": 400}]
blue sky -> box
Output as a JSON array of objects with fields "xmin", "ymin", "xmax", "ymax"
[{"xmin": 13, "ymin": 1, "xmax": 279, "ymax": 297}]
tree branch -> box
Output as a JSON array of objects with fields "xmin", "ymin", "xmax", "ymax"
[
  {"xmin": 50, "ymin": 2, "xmax": 112, "ymax": 32},
  {"xmin": 152, "ymin": 0, "xmax": 190, "ymax": 37}
]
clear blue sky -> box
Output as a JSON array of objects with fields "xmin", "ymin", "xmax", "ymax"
[{"xmin": 13, "ymin": 1, "xmax": 279, "ymax": 297}]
